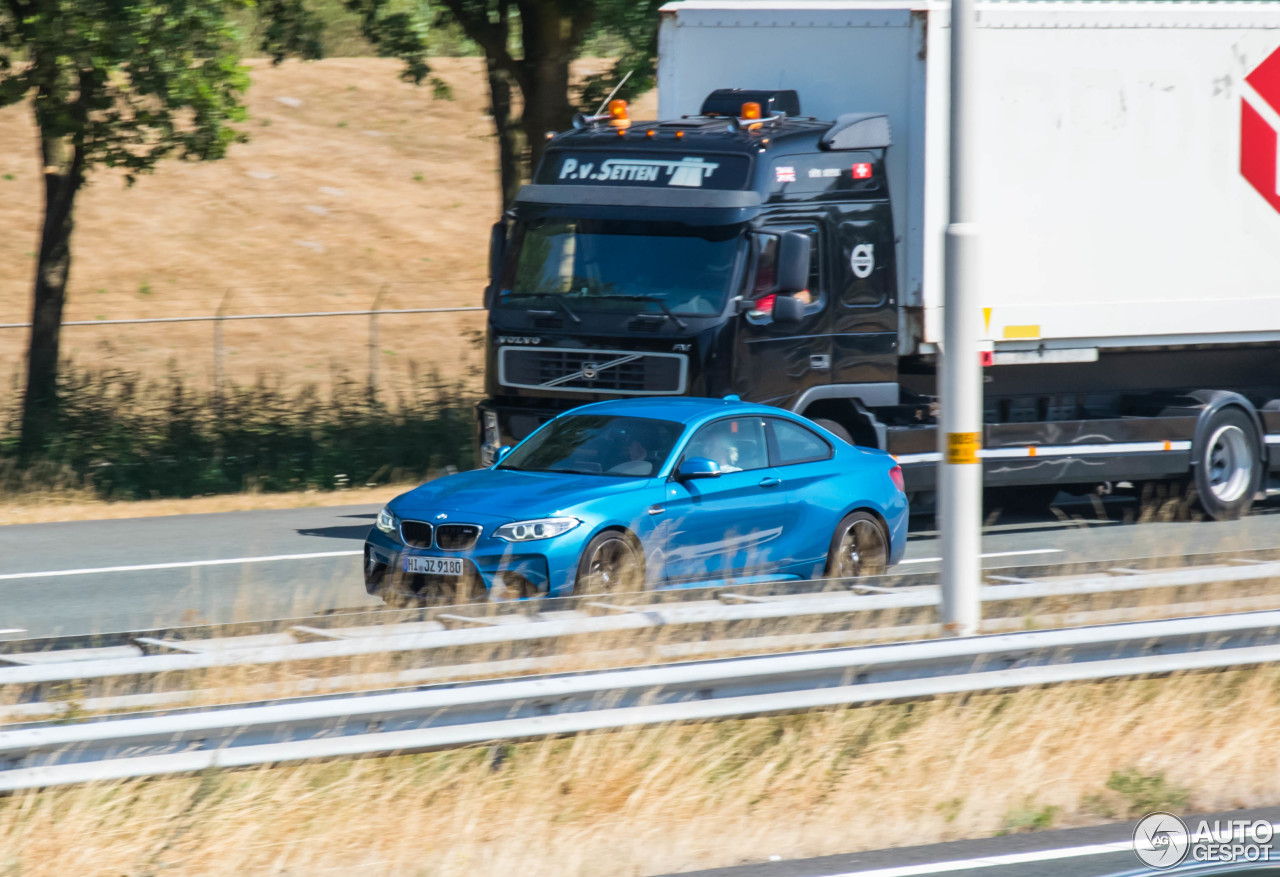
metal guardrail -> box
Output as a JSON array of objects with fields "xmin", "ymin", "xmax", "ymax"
[
  {"xmin": 3, "ymin": 554, "xmax": 1277, "ymax": 694},
  {"xmin": 3, "ymin": 610, "xmax": 1279, "ymax": 791}
]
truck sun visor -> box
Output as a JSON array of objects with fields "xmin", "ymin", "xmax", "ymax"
[{"xmin": 536, "ymin": 151, "xmax": 752, "ymax": 190}]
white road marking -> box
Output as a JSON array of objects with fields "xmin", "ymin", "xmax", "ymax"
[
  {"xmin": 817, "ymin": 819, "xmax": 1280, "ymax": 877},
  {"xmin": 0, "ymin": 629, "xmax": 25, "ymax": 635},
  {"xmin": 899, "ymin": 548, "xmax": 1063, "ymax": 565},
  {"xmin": 0, "ymin": 550, "xmax": 362, "ymax": 582},
  {"xmin": 817, "ymin": 839, "xmax": 1134, "ymax": 877}
]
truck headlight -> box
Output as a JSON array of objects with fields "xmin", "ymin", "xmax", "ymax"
[
  {"xmin": 376, "ymin": 507, "xmax": 399, "ymax": 535},
  {"xmin": 494, "ymin": 517, "xmax": 580, "ymax": 542}
]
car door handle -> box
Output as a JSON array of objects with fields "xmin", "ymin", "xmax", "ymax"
[
  {"xmin": 758, "ymin": 477, "xmax": 782, "ymax": 488},
  {"xmin": 647, "ymin": 505, "xmax": 665, "ymax": 515}
]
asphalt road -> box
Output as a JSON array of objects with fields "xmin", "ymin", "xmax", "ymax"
[
  {"xmin": 664, "ymin": 806, "xmax": 1280, "ymax": 877},
  {"xmin": 3, "ymin": 492, "xmax": 1280, "ymax": 638}
]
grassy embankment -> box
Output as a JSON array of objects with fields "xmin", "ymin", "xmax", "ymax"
[{"xmin": 0, "ymin": 669, "xmax": 1273, "ymax": 876}]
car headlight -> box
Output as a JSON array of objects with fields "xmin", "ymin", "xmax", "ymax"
[
  {"xmin": 494, "ymin": 517, "xmax": 580, "ymax": 542},
  {"xmin": 376, "ymin": 507, "xmax": 399, "ymax": 535}
]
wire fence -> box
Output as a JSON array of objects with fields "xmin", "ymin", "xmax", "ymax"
[{"xmin": 0, "ymin": 286, "xmax": 488, "ymax": 398}]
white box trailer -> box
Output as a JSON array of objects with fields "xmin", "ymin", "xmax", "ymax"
[{"xmin": 658, "ymin": 1, "xmax": 1280, "ymax": 353}]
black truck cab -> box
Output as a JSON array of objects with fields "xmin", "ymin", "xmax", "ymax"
[{"xmin": 478, "ymin": 89, "xmax": 903, "ymax": 463}]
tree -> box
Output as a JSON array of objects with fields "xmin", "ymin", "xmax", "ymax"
[
  {"xmin": 0, "ymin": 0, "xmax": 429, "ymax": 454},
  {"xmin": 436, "ymin": 0, "xmax": 664, "ymax": 207}
]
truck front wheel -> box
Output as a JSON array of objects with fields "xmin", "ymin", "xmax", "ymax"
[
  {"xmin": 1191, "ymin": 407, "xmax": 1262, "ymax": 521},
  {"xmin": 813, "ymin": 418, "xmax": 854, "ymax": 445}
]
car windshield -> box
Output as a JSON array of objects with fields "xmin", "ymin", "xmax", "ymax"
[
  {"xmin": 498, "ymin": 414, "xmax": 685, "ymax": 478},
  {"xmin": 499, "ymin": 218, "xmax": 743, "ymax": 316}
]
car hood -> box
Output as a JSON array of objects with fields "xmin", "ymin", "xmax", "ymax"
[{"xmin": 391, "ymin": 467, "xmax": 655, "ymax": 521}]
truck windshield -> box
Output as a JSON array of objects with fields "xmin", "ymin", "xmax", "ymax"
[{"xmin": 500, "ymin": 218, "xmax": 742, "ymax": 316}]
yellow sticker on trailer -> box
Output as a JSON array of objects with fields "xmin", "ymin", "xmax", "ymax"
[{"xmin": 946, "ymin": 432, "xmax": 982, "ymax": 464}]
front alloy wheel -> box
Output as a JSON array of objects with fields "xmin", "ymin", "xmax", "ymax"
[
  {"xmin": 826, "ymin": 511, "xmax": 890, "ymax": 579},
  {"xmin": 576, "ymin": 531, "xmax": 645, "ymax": 594}
]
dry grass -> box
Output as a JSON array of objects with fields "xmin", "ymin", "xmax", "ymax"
[
  {"xmin": 0, "ymin": 482, "xmax": 414, "ymax": 526},
  {"xmin": 0, "ymin": 57, "xmax": 658, "ymax": 398},
  {"xmin": 1, "ymin": 668, "xmax": 1276, "ymax": 876},
  {"xmin": 0, "ymin": 57, "xmax": 498, "ymax": 395}
]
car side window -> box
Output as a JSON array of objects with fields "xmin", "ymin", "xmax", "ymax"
[
  {"xmin": 767, "ymin": 418, "xmax": 833, "ymax": 466},
  {"xmin": 683, "ymin": 418, "xmax": 769, "ymax": 473}
]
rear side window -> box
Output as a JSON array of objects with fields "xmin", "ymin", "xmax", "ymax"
[{"xmin": 768, "ymin": 418, "xmax": 832, "ymax": 466}]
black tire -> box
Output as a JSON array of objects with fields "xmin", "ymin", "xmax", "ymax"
[
  {"xmin": 575, "ymin": 530, "xmax": 646, "ymax": 594},
  {"xmin": 1190, "ymin": 407, "xmax": 1262, "ymax": 521},
  {"xmin": 825, "ymin": 510, "xmax": 890, "ymax": 579},
  {"xmin": 813, "ymin": 418, "xmax": 854, "ymax": 445}
]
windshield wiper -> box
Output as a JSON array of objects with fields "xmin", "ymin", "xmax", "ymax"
[
  {"xmin": 591, "ymin": 294, "xmax": 688, "ymax": 330},
  {"xmin": 503, "ymin": 292, "xmax": 582, "ymax": 324}
]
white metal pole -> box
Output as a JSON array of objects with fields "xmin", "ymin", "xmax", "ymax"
[{"xmin": 939, "ymin": 0, "xmax": 983, "ymax": 636}]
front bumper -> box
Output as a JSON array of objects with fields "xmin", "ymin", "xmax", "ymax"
[{"xmin": 364, "ymin": 524, "xmax": 584, "ymax": 601}]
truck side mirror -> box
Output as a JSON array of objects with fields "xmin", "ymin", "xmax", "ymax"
[
  {"xmin": 776, "ymin": 231, "xmax": 811, "ymax": 294},
  {"xmin": 772, "ymin": 294, "xmax": 806, "ymax": 324},
  {"xmin": 484, "ymin": 221, "xmax": 506, "ymax": 309}
]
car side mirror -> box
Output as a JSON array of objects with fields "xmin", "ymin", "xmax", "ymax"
[
  {"xmin": 776, "ymin": 231, "xmax": 811, "ymax": 294},
  {"xmin": 676, "ymin": 457, "xmax": 722, "ymax": 480},
  {"xmin": 495, "ymin": 445, "xmax": 513, "ymax": 462},
  {"xmin": 772, "ymin": 293, "xmax": 806, "ymax": 324}
]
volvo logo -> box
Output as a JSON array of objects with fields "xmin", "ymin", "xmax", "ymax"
[{"xmin": 581, "ymin": 362, "xmax": 600, "ymax": 380}]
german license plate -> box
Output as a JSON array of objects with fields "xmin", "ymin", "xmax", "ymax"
[{"xmin": 403, "ymin": 556, "xmax": 464, "ymax": 576}]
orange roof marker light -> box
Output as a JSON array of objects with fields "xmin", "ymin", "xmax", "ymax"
[
  {"xmin": 741, "ymin": 101, "xmax": 762, "ymax": 120},
  {"xmin": 607, "ymin": 99, "xmax": 631, "ymax": 128}
]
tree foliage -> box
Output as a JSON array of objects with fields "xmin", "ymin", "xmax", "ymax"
[{"xmin": 435, "ymin": 0, "xmax": 664, "ymax": 206}]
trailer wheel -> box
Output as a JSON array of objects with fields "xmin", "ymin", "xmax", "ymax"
[
  {"xmin": 1191, "ymin": 407, "xmax": 1262, "ymax": 521},
  {"xmin": 813, "ymin": 418, "xmax": 854, "ymax": 445}
]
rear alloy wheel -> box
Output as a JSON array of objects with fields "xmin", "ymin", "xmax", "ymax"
[
  {"xmin": 1191, "ymin": 408, "xmax": 1262, "ymax": 521},
  {"xmin": 575, "ymin": 530, "xmax": 645, "ymax": 594},
  {"xmin": 826, "ymin": 511, "xmax": 890, "ymax": 579}
]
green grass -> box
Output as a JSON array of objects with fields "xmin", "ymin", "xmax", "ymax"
[{"xmin": 0, "ymin": 366, "xmax": 475, "ymax": 500}]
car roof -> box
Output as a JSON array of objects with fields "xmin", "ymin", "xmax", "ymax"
[{"xmin": 563, "ymin": 396, "xmax": 783, "ymax": 427}]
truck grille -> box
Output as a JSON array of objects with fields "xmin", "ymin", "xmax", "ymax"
[
  {"xmin": 399, "ymin": 521, "xmax": 433, "ymax": 548},
  {"xmin": 498, "ymin": 347, "xmax": 687, "ymax": 395},
  {"xmin": 435, "ymin": 524, "xmax": 482, "ymax": 551}
]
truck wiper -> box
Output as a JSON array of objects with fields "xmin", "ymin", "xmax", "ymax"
[
  {"xmin": 504, "ymin": 292, "xmax": 582, "ymax": 324},
  {"xmin": 592, "ymin": 294, "xmax": 688, "ymax": 330}
]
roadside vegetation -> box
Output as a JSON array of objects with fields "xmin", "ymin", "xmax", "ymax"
[
  {"xmin": 0, "ymin": 366, "xmax": 474, "ymax": 501},
  {"xmin": 0, "ymin": 668, "xmax": 1270, "ymax": 876}
]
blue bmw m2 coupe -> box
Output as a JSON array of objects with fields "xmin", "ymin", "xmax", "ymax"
[{"xmin": 363, "ymin": 397, "xmax": 907, "ymax": 601}]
